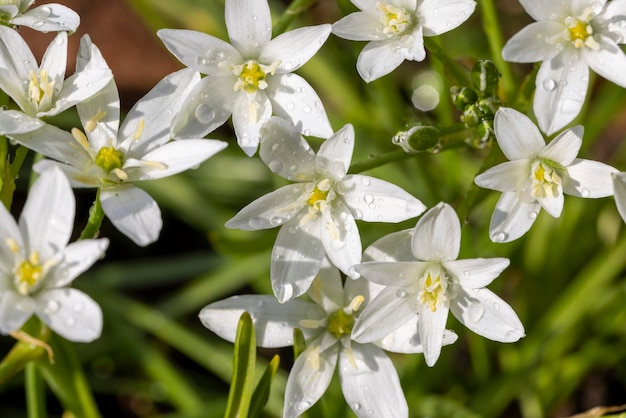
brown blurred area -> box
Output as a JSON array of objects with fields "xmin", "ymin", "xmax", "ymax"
[{"xmin": 19, "ymin": 0, "xmax": 182, "ymax": 109}]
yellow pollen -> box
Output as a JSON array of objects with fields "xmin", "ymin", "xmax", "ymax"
[
  {"xmin": 377, "ymin": 2, "xmax": 411, "ymax": 35},
  {"xmin": 95, "ymin": 146, "xmax": 125, "ymax": 174},
  {"xmin": 569, "ymin": 19, "xmax": 590, "ymax": 41},
  {"xmin": 418, "ymin": 270, "xmax": 448, "ymax": 312},
  {"xmin": 307, "ymin": 185, "xmax": 329, "ymax": 206},
  {"xmin": 85, "ymin": 109, "xmax": 108, "ymax": 133},
  {"xmin": 28, "ymin": 69, "xmax": 55, "ymax": 109},
  {"xmin": 531, "ymin": 160, "xmax": 562, "ymax": 198},
  {"xmin": 233, "ymin": 60, "xmax": 276, "ymax": 94}
]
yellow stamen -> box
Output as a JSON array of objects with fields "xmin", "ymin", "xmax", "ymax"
[
  {"xmin": 94, "ymin": 146, "xmax": 124, "ymax": 174},
  {"xmin": 132, "ymin": 118, "xmax": 145, "ymax": 141},
  {"xmin": 377, "ymin": 2, "xmax": 411, "ymax": 35},
  {"xmin": 418, "ymin": 269, "xmax": 448, "ymax": 312},
  {"xmin": 10, "ymin": 330, "xmax": 55, "ymax": 364},
  {"xmin": 84, "ymin": 108, "xmax": 108, "ymax": 133},
  {"xmin": 5, "ymin": 238, "xmax": 20, "ymax": 254},
  {"xmin": 71, "ymin": 128, "xmax": 91, "ymax": 152}
]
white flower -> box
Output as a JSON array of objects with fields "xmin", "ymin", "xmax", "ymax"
[
  {"xmin": 0, "ymin": 1, "xmax": 79, "ymax": 32},
  {"xmin": 157, "ymin": 0, "xmax": 333, "ymax": 156},
  {"xmin": 0, "ymin": 26, "xmax": 111, "ymax": 126},
  {"xmin": 502, "ymin": 0, "xmax": 626, "ymax": 135},
  {"xmin": 0, "ymin": 168, "xmax": 108, "ymax": 342},
  {"xmin": 474, "ymin": 107, "xmax": 617, "ymax": 243},
  {"xmin": 5, "ymin": 37, "xmax": 228, "ymax": 246},
  {"xmin": 225, "ymin": 117, "xmax": 426, "ymax": 302},
  {"xmin": 352, "ymin": 202, "xmax": 524, "ymax": 367},
  {"xmin": 332, "ymin": 0, "xmax": 476, "ymax": 82},
  {"xmin": 200, "ymin": 261, "xmax": 440, "ymax": 418}
]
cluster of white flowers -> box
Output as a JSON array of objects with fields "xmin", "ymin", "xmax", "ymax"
[{"xmin": 2, "ymin": 0, "xmax": 626, "ymax": 416}]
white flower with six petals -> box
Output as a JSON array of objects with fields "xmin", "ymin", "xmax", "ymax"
[{"xmin": 0, "ymin": 0, "xmax": 79, "ymax": 32}]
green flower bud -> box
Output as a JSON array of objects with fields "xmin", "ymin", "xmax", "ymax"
[
  {"xmin": 475, "ymin": 119, "xmax": 494, "ymax": 146},
  {"xmin": 450, "ymin": 86, "xmax": 478, "ymax": 111},
  {"xmin": 476, "ymin": 97, "xmax": 501, "ymax": 118},
  {"xmin": 392, "ymin": 124, "xmax": 440, "ymax": 153},
  {"xmin": 471, "ymin": 60, "xmax": 500, "ymax": 96},
  {"xmin": 461, "ymin": 104, "xmax": 481, "ymax": 127}
]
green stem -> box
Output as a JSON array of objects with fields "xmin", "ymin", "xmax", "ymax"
[
  {"xmin": 0, "ymin": 319, "xmax": 51, "ymax": 386},
  {"xmin": 0, "ymin": 136, "xmax": 9, "ymax": 209},
  {"xmin": 272, "ymin": 0, "xmax": 318, "ymax": 35},
  {"xmin": 477, "ymin": 0, "xmax": 515, "ymax": 102},
  {"xmin": 80, "ymin": 189, "xmax": 105, "ymax": 240},
  {"xmin": 424, "ymin": 38, "xmax": 471, "ymax": 87},
  {"xmin": 26, "ymin": 363, "xmax": 47, "ymax": 418}
]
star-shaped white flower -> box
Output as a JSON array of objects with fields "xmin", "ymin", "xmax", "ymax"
[
  {"xmin": 200, "ymin": 261, "xmax": 449, "ymax": 418},
  {"xmin": 502, "ymin": 0, "xmax": 626, "ymax": 135},
  {"xmin": 157, "ymin": 0, "xmax": 333, "ymax": 156},
  {"xmin": 0, "ymin": 168, "xmax": 108, "ymax": 342},
  {"xmin": 352, "ymin": 202, "xmax": 524, "ymax": 367},
  {"xmin": 474, "ymin": 107, "xmax": 617, "ymax": 243},
  {"xmin": 6, "ymin": 37, "xmax": 228, "ymax": 246},
  {"xmin": 0, "ymin": 26, "xmax": 112, "ymax": 128},
  {"xmin": 226, "ymin": 117, "xmax": 426, "ymax": 302},
  {"xmin": 332, "ymin": 0, "xmax": 476, "ymax": 82},
  {"xmin": 0, "ymin": 1, "xmax": 79, "ymax": 32}
]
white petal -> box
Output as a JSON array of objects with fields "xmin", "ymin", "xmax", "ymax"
[
  {"xmin": 316, "ymin": 124, "xmax": 354, "ymax": 180},
  {"xmin": 46, "ymin": 239, "xmax": 109, "ymax": 289},
  {"xmin": 261, "ymin": 25, "xmax": 332, "ymax": 73},
  {"xmin": 450, "ymin": 287, "xmax": 525, "ymax": 342},
  {"xmin": 494, "ymin": 107, "xmax": 545, "ymax": 160},
  {"xmin": 489, "ymin": 192, "xmax": 541, "ymax": 242},
  {"xmin": 225, "ymin": 0, "xmax": 272, "ymax": 57},
  {"xmin": 321, "ymin": 201, "xmax": 362, "ymax": 278},
  {"xmin": 583, "ymin": 35, "xmax": 626, "ymax": 87},
  {"xmin": 564, "ymin": 159, "xmax": 618, "ymax": 198},
  {"xmin": 339, "ymin": 343, "xmax": 408, "ymax": 417},
  {"xmin": 539, "ymin": 125, "xmax": 583, "ymax": 166},
  {"xmin": 0, "ymin": 292, "xmax": 35, "ymax": 334},
  {"xmin": 501, "ymin": 22, "xmax": 564, "ymax": 63},
  {"xmin": 267, "ymin": 74, "xmax": 333, "ymax": 139},
  {"xmin": 307, "ymin": 259, "xmax": 345, "ymax": 311},
  {"xmin": 35, "ymin": 288, "xmax": 102, "ymax": 343},
  {"xmin": 354, "ymin": 261, "xmax": 426, "ymax": 287},
  {"xmin": 533, "ymin": 54, "xmax": 589, "ymax": 136},
  {"xmin": 419, "ymin": 0, "xmax": 476, "ymax": 36},
  {"xmin": 271, "ymin": 218, "xmax": 325, "ymax": 302},
  {"xmin": 602, "ymin": 1, "xmax": 626, "ymax": 42},
  {"xmin": 519, "ymin": 0, "xmax": 566, "ymax": 21},
  {"xmin": 537, "ymin": 188, "xmax": 564, "ymax": 218},
  {"xmin": 332, "ymin": 12, "xmax": 387, "ymax": 41},
  {"xmin": 128, "ymin": 139, "xmax": 227, "ymax": 181},
  {"xmin": 411, "ymin": 202, "xmax": 460, "ymax": 262},
  {"xmin": 232, "ymin": 92, "xmax": 272, "ymax": 156},
  {"xmin": 0, "ymin": 25, "xmax": 37, "ymax": 113},
  {"xmin": 356, "ymin": 40, "xmax": 407, "ymax": 82},
  {"xmin": 100, "ymin": 186, "xmax": 162, "ymax": 246},
  {"xmin": 339, "ymin": 175, "xmax": 426, "ymax": 222},
  {"xmin": 377, "ymin": 316, "xmax": 459, "ymax": 353},
  {"xmin": 613, "ymin": 172, "xmax": 626, "ymax": 222},
  {"xmin": 0, "ymin": 110, "xmax": 45, "ymax": 135},
  {"xmin": 443, "ymin": 258, "xmax": 510, "ymax": 288},
  {"xmin": 259, "ymin": 117, "xmax": 317, "ymax": 181},
  {"xmin": 19, "ymin": 167, "xmax": 74, "ymax": 260},
  {"xmin": 34, "ymin": 160, "xmax": 100, "ymax": 188},
  {"xmin": 474, "ymin": 160, "xmax": 529, "ymax": 192},
  {"xmin": 0, "ymin": 201, "xmax": 22, "ymax": 273},
  {"xmin": 157, "ymin": 29, "xmax": 241, "ymax": 76},
  {"xmin": 11, "ymin": 4, "xmax": 80, "ymax": 32},
  {"xmin": 283, "ymin": 342, "xmax": 338, "ymax": 418},
  {"xmin": 419, "ymin": 303, "xmax": 449, "ymax": 367},
  {"xmin": 352, "ymin": 286, "xmax": 415, "ymax": 343},
  {"xmin": 199, "ymin": 295, "xmax": 324, "ymax": 347},
  {"xmin": 40, "ymin": 32, "xmax": 67, "ymax": 90},
  {"xmin": 225, "ymin": 183, "xmax": 308, "ymax": 230},
  {"xmin": 363, "ymin": 229, "xmax": 415, "ymax": 262}
]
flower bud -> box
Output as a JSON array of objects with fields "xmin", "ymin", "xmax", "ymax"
[
  {"xmin": 460, "ymin": 104, "xmax": 481, "ymax": 127},
  {"xmin": 450, "ymin": 86, "xmax": 478, "ymax": 111},
  {"xmin": 392, "ymin": 124, "xmax": 440, "ymax": 153},
  {"xmin": 471, "ymin": 60, "xmax": 500, "ymax": 96}
]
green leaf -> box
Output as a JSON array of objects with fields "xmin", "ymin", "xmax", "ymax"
[
  {"xmin": 292, "ymin": 327, "xmax": 306, "ymax": 359},
  {"xmin": 248, "ymin": 355, "xmax": 280, "ymax": 418},
  {"xmin": 224, "ymin": 312, "xmax": 256, "ymax": 418}
]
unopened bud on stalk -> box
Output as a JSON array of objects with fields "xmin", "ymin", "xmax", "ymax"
[
  {"xmin": 392, "ymin": 124, "xmax": 440, "ymax": 153},
  {"xmin": 450, "ymin": 86, "xmax": 478, "ymax": 111},
  {"xmin": 471, "ymin": 60, "xmax": 501, "ymax": 96}
]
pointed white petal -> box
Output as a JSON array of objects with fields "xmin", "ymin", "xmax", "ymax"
[
  {"xmin": 583, "ymin": 35, "xmax": 626, "ymax": 87},
  {"xmin": 19, "ymin": 168, "xmax": 74, "ymax": 260},
  {"xmin": 267, "ymin": 74, "xmax": 333, "ymax": 139},
  {"xmin": 128, "ymin": 139, "xmax": 227, "ymax": 181},
  {"xmin": 444, "ymin": 258, "xmax": 510, "ymax": 288},
  {"xmin": 100, "ymin": 186, "xmax": 162, "ymax": 246},
  {"xmin": 603, "ymin": 1, "xmax": 626, "ymax": 42},
  {"xmin": 321, "ymin": 201, "xmax": 362, "ymax": 278},
  {"xmin": 261, "ymin": 25, "xmax": 331, "ymax": 73},
  {"xmin": 316, "ymin": 124, "xmax": 354, "ymax": 180},
  {"xmin": 339, "ymin": 175, "xmax": 426, "ymax": 222},
  {"xmin": 0, "ymin": 292, "xmax": 35, "ymax": 334},
  {"xmin": 225, "ymin": 183, "xmax": 308, "ymax": 230},
  {"xmin": 377, "ymin": 316, "xmax": 459, "ymax": 353},
  {"xmin": 157, "ymin": 29, "xmax": 241, "ymax": 76},
  {"xmin": 332, "ymin": 12, "xmax": 387, "ymax": 41},
  {"xmin": 419, "ymin": 303, "xmax": 449, "ymax": 367},
  {"xmin": 47, "ymin": 239, "xmax": 109, "ymax": 289},
  {"xmin": 419, "ymin": 0, "xmax": 476, "ymax": 36},
  {"xmin": 225, "ymin": 0, "xmax": 272, "ymax": 57},
  {"xmin": 534, "ymin": 54, "xmax": 589, "ymax": 136},
  {"xmin": 0, "ymin": 202, "xmax": 22, "ymax": 273},
  {"xmin": 565, "ymin": 159, "xmax": 618, "ymax": 198},
  {"xmin": 0, "ymin": 25, "xmax": 37, "ymax": 113},
  {"xmin": 339, "ymin": 343, "xmax": 408, "ymax": 417},
  {"xmin": 271, "ymin": 219, "xmax": 325, "ymax": 302},
  {"xmin": 354, "ymin": 261, "xmax": 425, "ymax": 287},
  {"xmin": 0, "ymin": 110, "xmax": 44, "ymax": 135},
  {"xmin": 199, "ymin": 295, "xmax": 324, "ymax": 347},
  {"xmin": 352, "ymin": 286, "xmax": 415, "ymax": 343},
  {"xmin": 519, "ymin": 0, "xmax": 566, "ymax": 21},
  {"xmin": 474, "ymin": 160, "xmax": 529, "ymax": 192},
  {"xmin": 363, "ymin": 229, "xmax": 415, "ymax": 262},
  {"xmin": 412, "ymin": 202, "xmax": 460, "ymax": 262},
  {"xmin": 232, "ymin": 92, "xmax": 272, "ymax": 156},
  {"xmin": 613, "ymin": 172, "xmax": 626, "ymax": 223},
  {"xmin": 489, "ymin": 192, "xmax": 541, "ymax": 242},
  {"xmin": 259, "ymin": 117, "xmax": 317, "ymax": 182},
  {"xmin": 356, "ymin": 40, "xmax": 407, "ymax": 82},
  {"xmin": 494, "ymin": 107, "xmax": 545, "ymax": 160},
  {"xmin": 539, "ymin": 125, "xmax": 583, "ymax": 165},
  {"xmin": 34, "ymin": 160, "xmax": 100, "ymax": 188},
  {"xmin": 11, "ymin": 4, "xmax": 80, "ymax": 32},
  {"xmin": 40, "ymin": 32, "xmax": 67, "ymax": 88},
  {"xmin": 35, "ymin": 288, "xmax": 102, "ymax": 342},
  {"xmin": 283, "ymin": 342, "xmax": 338, "ymax": 418},
  {"xmin": 307, "ymin": 259, "xmax": 345, "ymax": 311},
  {"xmin": 450, "ymin": 287, "xmax": 525, "ymax": 342},
  {"xmin": 501, "ymin": 22, "xmax": 564, "ymax": 63},
  {"xmin": 537, "ymin": 190, "xmax": 564, "ymax": 218}
]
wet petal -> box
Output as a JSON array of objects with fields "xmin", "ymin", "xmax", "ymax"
[
  {"xmin": 261, "ymin": 25, "xmax": 332, "ymax": 73},
  {"xmin": 444, "ymin": 258, "xmax": 510, "ymax": 288},
  {"xmin": 225, "ymin": 0, "xmax": 272, "ymax": 57},
  {"xmin": 565, "ymin": 159, "xmax": 617, "ymax": 198},
  {"xmin": 494, "ymin": 107, "xmax": 545, "ymax": 160},
  {"xmin": 411, "ymin": 202, "xmax": 460, "ymax": 262},
  {"xmin": 419, "ymin": 0, "xmax": 476, "ymax": 36},
  {"xmin": 489, "ymin": 192, "xmax": 541, "ymax": 243}
]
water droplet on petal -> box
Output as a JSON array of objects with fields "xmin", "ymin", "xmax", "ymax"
[
  {"xmin": 528, "ymin": 211, "xmax": 537, "ymax": 219},
  {"xmin": 249, "ymin": 217, "xmax": 265, "ymax": 229},
  {"xmin": 542, "ymin": 79, "xmax": 557, "ymax": 91},
  {"xmin": 468, "ymin": 303, "xmax": 485, "ymax": 323},
  {"xmin": 37, "ymin": 6, "xmax": 52, "ymax": 18},
  {"xmin": 581, "ymin": 187, "xmax": 590, "ymax": 197},
  {"xmin": 32, "ymin": 21, "xmax": 44, "ymax": 29},
  {"xmin": 493, "ymin": 302, "xmax": 501, "ymax": 311},
  {"xmin": 361, "ymin": 177, "xmax": 370, "ymax": 186},
  {"xmin": 463, "ymin": 271, "xmax": 470, "ymax": 276},
  {"xmin": 363, "ymin": 194, "xmax": 374, "ymax": 204},
  {"xmin": 395, "ymin": 289, "xmax": 408, "ymax": 298},
  {"xmin": 286, "ymin": 102, "xmax": 295, "ymax": 110},
  {"xmin": 303, "ymin": 105, "xmax": 312, "ymax": 114},
  {"xmin": 296, "ymin": 401, "xmax": 311, "ymax": 411},
  {"xmin": 194, "ymin": 104, "xmax": 215, "ymax": 124},
  {"xmin": 65, "ymin": 317, "xmax": 76, "ymax": 328},
  {"xmin": 268, "ymin": 160, "xmax": 283, "ymax": 173},
  {"xmin": 352, "ymin": 403, "xmax": 361, "ymax": 411},
  {"xmin": 255, "ymin": 299, "xmax": 264, "ymax": 307},
  {"xmin": 45, "ymin": 300, "xmax": 61, "ymax": 314},
  {"xmin": 493, "ymin": 232, "xmax": 507, "ymax": 242}
]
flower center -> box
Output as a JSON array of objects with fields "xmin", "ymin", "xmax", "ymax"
[
  {"xmin": 95, "ymin": 146, "xmax": 125, "ymax": 174},
  {"xmin": 233, "ymin": 60, "xmax": 279, "ymax": 94},
  {"xmin": 531, "ymin": 159, "xmax": 562, "ymax": 198},
  {"xmin": 327, "ymin": 309, "xmax": 355, "ymax": 339},
  {"xmin": 377, "ymin": 2, "xmax": 412, "ymax": 35},
  {"xmin": 564, "ymin": 5, "xmax": 601, "ymax": 50},
  {"xmin": 307, "ymin": 184, "xmax": 330, "ymax": 207},
  {"xmin": 418, "ymin": 266, "xmax": 448, "ymax": 312},
  {"xmin": 28, "ymin": 69, "xmax": 55, "ymax": 111}
]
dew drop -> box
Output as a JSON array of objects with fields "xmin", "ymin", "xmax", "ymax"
[
  {"xmin": 528, "ymin": 211, "xmax": 537, "ymax": 219},
  {"xmin": 45, "ymin": 299, "xmax": 61, "ymax": 314},
  {"xmin": 270, "ymin": 216, "xmax": 283, "ymax": 226},
  {"xmin": 271, "ymin": 143, "xmax": 280, "ymax": 151},
  {"xmin": 303, "ymin": 105, "xmax": 312, "ymax": 114},
  {"xmin": 395, "ymin": 289, "xmax": 408, "ymax": 298},
  {"xmin": 463, "ymin": 271, "xmax": 470, "ymax": 276},
  {"xmin": 368, "ymin": 203, "xmax": 376, "ymax": 210},
  {"xmin": 581, "ymin": 187, "xmax": 590, "ymax": 197},
  {"xmin": 559, "ymin": 80, "xmax": 567, "ymax": 87},
  {"xmin": 363, "ymin": 194, "xmax": 374, "ymax": 204},
  {"xmin": 252, "ymin": 15, "xmax": 258, "ymax": 20},
  {"xmin": 268, "ymin": 160, "xmax": 283, "ymax": 173},
  {"xmin": 249, "ymin": 217, "xmax": 265, "ymax": 229},
  {"xmin": 255, "ymin": 299, "xmax": 264, "ymax": 307},
  {"xmin": 493, "ymin": 232, "xmax": 507, "ymax": 242},
  {"xmin": 619, "ymin": 20, "xmax": 626, "ymax": 28},
  {"xmin": 303, "ymin": 129, "xmax": 311, "ymax": 136},
  {"xmin": 296, "ymin": 401, "xmax": 310, "ymax": 411},
  {"xmin": 288, "ymin": 225, "xmax": 299, "ymax": 234},
  {"xmin": 352, "ymin": 403, "xmax": 361, "ymax": 411},
  {"xmin": 32, "ymin": 21, "xmax": 44, "ymax": 29},
  {"xmin": 194, "ymin": 104, "xmax": 215, "ymax": 124},
  {"xmin": 289, "ymin": 164, "xmax": 297, "ymax": 172},
  {"xmin": 279, "ymin": 284, "xmax": 294, "ymax": 302},
  {"xmin": 361, "ymin": 177, "xmax": 370, "ymax": 186},
  {"xmin": 286, "ymin": 102, "xmax": 295, "ymax": 110},
  {"xmin": 468, "ymin": 303, "xmax": 485, "ymax": 323},
  {"xmin": 542, "ymin": 79, "xmax": 557, "ymax": 91},
  {"xmin": 195, "ymin": 56, "xmax": 207, "ymax": 66},
  {"xmin": 37, "ymin": 6, "xmax": 52, "ymax": 18},
  {"xmin": 493, "ymin": 302, "xmax": 501, "ymax": 311}
]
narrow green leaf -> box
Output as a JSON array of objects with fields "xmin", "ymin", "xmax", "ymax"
[
  {"xmin": 224, "ymin": 312, "xmax": 256, "ymax": 418},
  {"xmin": 26, "ymin": 363, "xmax": 47, "ymax": 418},
  {"xmin": 248, "ymin": 355, "xmax": 280, "ymax": 418},
  {"xmin": 292, "ymin": 328, "xmax": 306, "ymax": 359}
]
